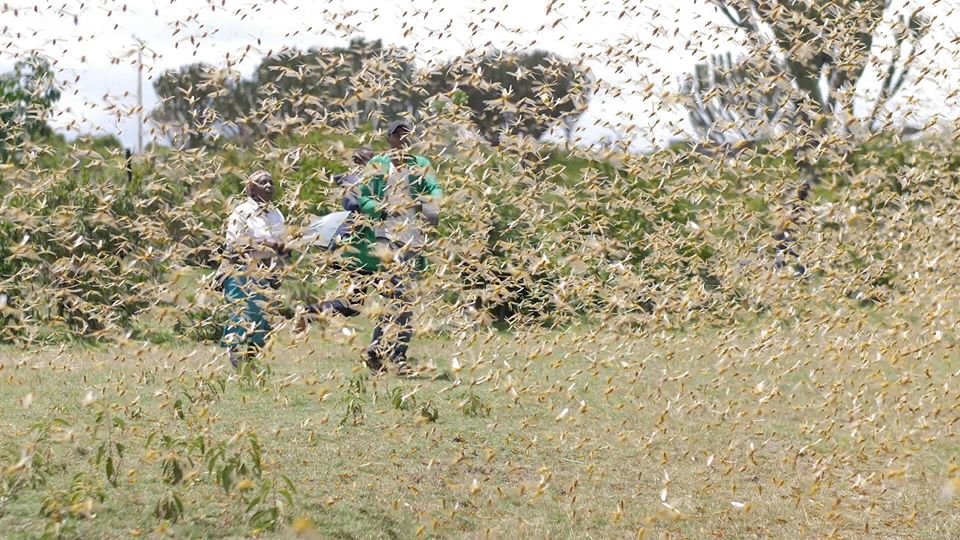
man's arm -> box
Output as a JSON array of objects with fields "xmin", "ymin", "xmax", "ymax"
[
  {"xmin": 224, "ymin": 211, "xmax": 243, "ymax": 249},
  {"xmin": 267, "ymin": 209, "xmax": 289, "ymax": 257},
  {"xmin": 422, "ymin": 172, "xmax": 443, "ymax": 199},
  {"xmin": 413, "ymin": 156, "xmax": 443, "ymax": 199},
  {"xmin": 355, "ymin": 183, "xmax": 382, "ymax": 217},
  {"xmin": 223, "ymin": 205, "xmax": 253, "ymax": 262},
  {"xmin": 355, "ymin": 158, "xmax": 391, "ymax": 217},
  {"xmin": 412, "ymin": 157, "xmax": 442, "ymax": 226},
  {"xmin": 342, "ymin": 194, "xmax": 361, "ymax": 212}
]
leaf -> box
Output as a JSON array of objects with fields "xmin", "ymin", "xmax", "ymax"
[
  {"xmin": 249, "ymin": 507, "xmax": 279, "ymax": 530},
  {"xmin": 220, "ymin": 467, "xmax": 233, "ymax": 493},
  {"xmin": 105, "ymin": 455, "xmax": 115, "ymax": 485}
]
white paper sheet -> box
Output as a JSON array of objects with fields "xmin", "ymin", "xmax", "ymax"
[{"xmin": 302, "ymin": 211, "xmax": 351, "ymax": 248}]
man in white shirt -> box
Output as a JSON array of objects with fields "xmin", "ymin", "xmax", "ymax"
[{"xmin": 220, "ymin": 170, "xmax": 287, "ymax": 367}]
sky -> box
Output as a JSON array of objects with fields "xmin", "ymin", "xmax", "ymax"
[{"xmin": 2, "ymin": 0, "xmax": 959, "ymax": 152}]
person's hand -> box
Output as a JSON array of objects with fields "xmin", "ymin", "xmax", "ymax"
[
  {"xmin": 266, "ymin": 241, "xmax": 289, "ymax": 258},
  {"xmin": 419, "ymin": 201, "xmax": 440, "ymax": 227}
]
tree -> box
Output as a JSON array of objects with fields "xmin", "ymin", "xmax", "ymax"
[
  {"xmin": 149, "ymin": 41, "xmax": 593, "ymax": 148},
  {"xmin": 704, "ymin": 1, "xmax": 931, "ymax": 276},
  {"xmin": 0, "ymin": 54, "xmax": 61, "ymax": 160},
  {"xmin": 708, "ymin": 0, "xmax": 929, "ymax": 134},
  {"xmin": 425, "ymin": 50, "xmax": 593, "ymax": 145},
  {"xmin": 151, "ymin": 63, "xmax": 251, "ymax": 148},
  {"xmin": 151, "ymin": 38, "xmax": 423, "ymax": 144},
  {"xmin": 251, "ymin": 38, "xmax": 421, "ymax": 135},
  {"xmin": 679, "ymin": 50, "xmax": 791, "ymax": 144}
]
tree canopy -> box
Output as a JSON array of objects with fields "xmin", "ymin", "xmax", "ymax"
[
  {"xmin": 150, "ymin": 41, "xmax": 593, "ymax": 148},
  {"xmin": 0, "ymin": 54, "xmax": 61, "ymax": 160},
  {"xmin": 701, "ymin": 0, "xmax": 929, "ymax": 137},
  {"xmin": 425, "ymin": 49, "xmax": 594, "ymax": 145}
]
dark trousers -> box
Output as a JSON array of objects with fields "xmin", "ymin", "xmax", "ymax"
[
  {"xmin": 308, "ymin": 257, "xmax": 417, "ymax": 363},
  {"xmin": 773, "ymin": 229, "xmax": 805, "ymax": 275}
]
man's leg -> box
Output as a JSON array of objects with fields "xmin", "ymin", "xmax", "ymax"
[
  {"xmin": 221, "ymin": 276, "xmax": 255, "ymax": 366},
  {"xmin": 298, "ymin": 271, "xmax": 370, "ymax": 332},
  {"xmin": 221, "ymin": 276, "xmax": 272, "ymax": 368},
  {"xmin": 315, "ymin": 297, "xmax": 362, "ymax": 317},
  {"xmin": 384, "ymin": 272, "xmax": 414, "ymax": 364},
  {"xmin": 244, "ymin": 280, "xmax": 271, "ymax": 352},
  {"xmin": 368, "ymin": 254, "xmax": 417, "ymax": 374},
  {"xmin": 773, "ymin": 230, "xmax": 805, "ymax": 276}
]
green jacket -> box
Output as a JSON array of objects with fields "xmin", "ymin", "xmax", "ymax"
[{"xmin": 345, "ymin": 154, "xmax": 442, "ymax": 272}]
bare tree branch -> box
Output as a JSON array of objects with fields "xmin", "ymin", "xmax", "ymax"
[{"xmin": 708, "ymin": 0, "xmax": 759, "ymax": 32}]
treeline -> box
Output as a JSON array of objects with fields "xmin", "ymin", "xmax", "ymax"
[{"xmin": 150, "ymin": 38, "xmax": 593, "ymax": 149}]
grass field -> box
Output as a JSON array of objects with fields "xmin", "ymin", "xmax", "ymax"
[{"xmin": 1, "ymin": 308, "xmax": 958, "ymax": 539}]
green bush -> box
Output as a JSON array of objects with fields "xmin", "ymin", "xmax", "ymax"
[{"xmin": 3, "ymin": 125, "xmax": 955, "ymax": 342}]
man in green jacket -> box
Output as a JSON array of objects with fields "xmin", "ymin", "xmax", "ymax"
[{"xmin": 325, "ymin": 120, "xmax": 442, "ymax": 375}]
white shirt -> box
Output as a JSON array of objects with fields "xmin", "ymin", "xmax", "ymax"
[{"xmin": 225, "ymin": 197, "xmax": 286, "ymax": 259}]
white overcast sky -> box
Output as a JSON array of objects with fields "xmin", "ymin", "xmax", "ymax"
[{"xmin": 1, "ymin": 0, "xmax": 958, "ymax": 151}]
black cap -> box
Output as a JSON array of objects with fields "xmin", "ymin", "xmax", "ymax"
[
  {"xmin": 387, "ymin": 119, "xmax": 413, "ymax": 136},
  {"xmin": 352, "ymin": 147, "xmax": 375, "ymax": 165}
]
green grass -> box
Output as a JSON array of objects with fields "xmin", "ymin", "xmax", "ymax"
[{"xmin": 1, "ymin": 309, "xmax": 958, "ymax": 539}]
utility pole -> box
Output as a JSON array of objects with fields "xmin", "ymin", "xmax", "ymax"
[{"xmin": 135, "ymin": 37, "xmax": 144, "ymax": 154}]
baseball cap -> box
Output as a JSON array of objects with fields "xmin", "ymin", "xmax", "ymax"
[
  {"xmin": 352, "ymin": 147, "xmax": 375, "ymax": 165},
  {"xmin": 387, "ymin": 119, "xmax": 413, "ymax": 136}
]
